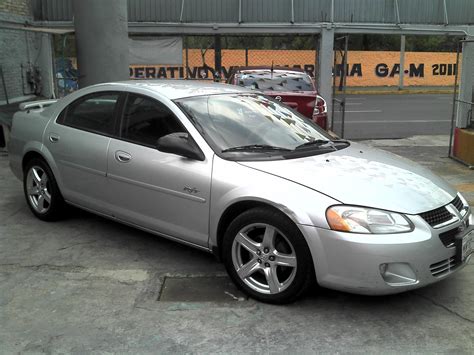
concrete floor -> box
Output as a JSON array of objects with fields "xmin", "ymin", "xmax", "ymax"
[{"xmin": 0, "ymin": 138, "xmax": 473, "ymax": 353}]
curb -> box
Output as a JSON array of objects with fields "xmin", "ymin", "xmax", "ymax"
[{"xmin": 343, "ymin": 89, "xmax": 453, "ymax": 95}]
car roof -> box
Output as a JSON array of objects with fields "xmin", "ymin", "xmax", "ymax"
[{"xmin": 90, "ymin": 80, "xmax": 251, "ymax": 100}]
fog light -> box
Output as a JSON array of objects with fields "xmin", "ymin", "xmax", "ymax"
[{"xmin": 379, "ymin": 263, "xmax": 418, "ymax": 286}]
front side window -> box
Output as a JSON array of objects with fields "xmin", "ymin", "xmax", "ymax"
[
  {"xmin": 120, "ymin": 94, "xmax": 184, "ymax": 147},
  {"xmin": 58, "ymin": 92, "xmax": 120, "ymax": 135}
]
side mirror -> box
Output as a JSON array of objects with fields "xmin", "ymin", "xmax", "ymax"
[{"xmin": 156, "ymin": 132, "xmax": 205, "ymax": 161}]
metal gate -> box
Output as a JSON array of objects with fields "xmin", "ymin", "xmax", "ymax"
[
  {"xmin": 330, "ymin": 35, "xmax": 349, "ymax": 138},
  {"xmin": 448, "ymin": 39, "xmax": 474, "ymax": 168}
]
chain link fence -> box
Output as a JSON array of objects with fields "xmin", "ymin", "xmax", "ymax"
[{"xmin": 55, "ymin": 34, "xmax": 320, "ymax": 93}]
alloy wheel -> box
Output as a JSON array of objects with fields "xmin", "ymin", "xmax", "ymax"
[
  {"xmin": 26, "ymin": 166, "xmax": 52, "ymax": 214},
  {"xmin": 231, "ymin": 223, "xmax": 297, "ymax": 294}
]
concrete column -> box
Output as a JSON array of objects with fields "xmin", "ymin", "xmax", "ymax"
[
  {"xmin": 318, "ymin": 27, "xmax": 334, "ymax": 116},
  {"xmin": 73, "ymin": 0, "xmax": 129, "ymax": 87},
  {"xmin": 456, "ymin": 36, "xmax": 474, "ymax": 128}
]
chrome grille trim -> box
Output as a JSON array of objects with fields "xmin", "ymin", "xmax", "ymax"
[
  {"xmin": 430, "ymin": 257, "xmax": 457, "ymax": 277},
  {"xmin": 452, "ymin": 195, "xmax": 463, "ymax": 212}
]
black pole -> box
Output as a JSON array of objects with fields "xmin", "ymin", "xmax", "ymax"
[
  {"xmin": 0, "ymin": 66, "xmax": 9, "ymax": 105},
  {"xmin": 214, "ymin": 34, "xmax": 222, "ymax": 81}
]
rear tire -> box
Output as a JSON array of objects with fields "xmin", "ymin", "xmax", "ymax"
[
  {"xmin": 23, "ymin": 158, "xmax": 66, "ymax": 221},
  {"xmin": 223, "ymin": 207, "xmax": 315, "ymax": 304}
]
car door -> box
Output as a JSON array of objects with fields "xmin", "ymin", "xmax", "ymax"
[
  {"xmin": 106, "ymin": 93, "xmax": 212, "ymax": 247},
  {"xmin": 44, "ymin": 91, "xmax": 121, "ymax": 213}
]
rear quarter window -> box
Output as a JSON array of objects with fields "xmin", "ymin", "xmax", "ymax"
[{"xmin": 57, "ymin": 92, "xmax": 120, "ymax": 136}]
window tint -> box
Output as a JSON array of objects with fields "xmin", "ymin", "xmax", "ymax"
[
  {"xmin": 60, "ymin": 93, "xmax": 119, "ymax": 135},
  {"xmin": 120, "ymin": 94, "xmax": 184, "ymax": 147}
]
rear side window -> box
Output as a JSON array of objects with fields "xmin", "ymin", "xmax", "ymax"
[
  {"xmin": 57, "ymin": 92, "xmax": 120, "ymax": 135},
  {"xmin": 120, "ymin": 94, "xmax": 184, "ymax": 147}
]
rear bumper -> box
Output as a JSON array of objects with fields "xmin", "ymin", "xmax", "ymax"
[
  {"xmin": 313, "ymin": 113, "xmax": 328, "ymax": 130},
  {"xmin": 299, "ymin": 210, "xmax": 472, "ymax": 295}
]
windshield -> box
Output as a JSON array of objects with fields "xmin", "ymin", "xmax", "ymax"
[
  {"xmin": 236, "ymin": 71, "xmax": 314, "ymax": 92},
  {"xmin": 177, "ymin": 94, "xmax": 343, "ymax": 160}
]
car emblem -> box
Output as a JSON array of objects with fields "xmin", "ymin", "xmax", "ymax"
[{"xmin": 275, "ymin": 96, "xmax": 282, "ymax": 101}]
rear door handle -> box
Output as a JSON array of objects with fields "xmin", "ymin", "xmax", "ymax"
[
  {"xmin": 115, "ymin": 151, "xmax": 132, "ymax": 163},
  {"xmin": 49, "ymin": 133, "xmax": 60, "ymax": 143}
]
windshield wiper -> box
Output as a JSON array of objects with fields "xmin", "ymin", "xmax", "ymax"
[
  {"xmin": 222, "ymin": 144, "xmax": 292, "ymax": 153},
  {"xmin": 295, "ymin": 139, "xmax": 335, "ymax": 150}
]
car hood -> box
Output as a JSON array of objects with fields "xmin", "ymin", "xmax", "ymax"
[{"xmin": 238, "ymin": 142, "xmax": 456, "ymax": 214}]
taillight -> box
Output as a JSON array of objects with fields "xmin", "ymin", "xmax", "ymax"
[
  {"xmin": 312, "ymin": 95, "xmax": 328, "ymax": 129},
  {"xmin": 314, "ymin": 95, "xmax": 327, "ymax": 114}
]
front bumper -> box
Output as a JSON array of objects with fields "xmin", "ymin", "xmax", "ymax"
[{"xmin": 299, "ymin": 209, "xmax": 472, "ymax": 295}]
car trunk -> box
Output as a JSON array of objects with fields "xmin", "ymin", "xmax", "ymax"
[{"xmin": 264, "ymin": 91, "xmax": 317, "ymax": 119}]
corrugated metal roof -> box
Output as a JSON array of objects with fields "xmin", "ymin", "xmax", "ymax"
[{"xmin": 31, "ymin": 0, "xmax": 474, "ymax": 25}]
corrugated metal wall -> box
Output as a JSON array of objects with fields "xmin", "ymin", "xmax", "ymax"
[
  {"xmin": 334, "ymin": 0, "xmax": 397, "ymax": 23},
  {"xmin": 128, "ymin": 0, "xmax": 181, "ymax": 22},
  {"xmin": 31, "ymin": 0, "xmax": 474, "ymax": 25},
  {"xmin": 398, "ymin": 0, "xmax": 445, "ymax": 24}
]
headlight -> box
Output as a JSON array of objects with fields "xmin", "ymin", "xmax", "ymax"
[{"xmin": 326, "ymin": 205, "xmax": 414, "ymax": 234}]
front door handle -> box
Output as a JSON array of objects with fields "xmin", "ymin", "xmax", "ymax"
[
  {"xmin": 49, "ymin": 133, "xmax": 60, "ymax": 143},
  {"xmin": 115, "ymin": 151, "xmax": 132, "ymax": 163}
]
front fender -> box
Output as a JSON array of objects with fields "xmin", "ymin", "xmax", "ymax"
[{"xmin": 209, "ymin": 157, "xmax": 339, "ymax": 248}]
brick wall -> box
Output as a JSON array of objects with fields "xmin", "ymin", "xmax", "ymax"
[
  {"xmin": 0, "ymin": 1, "xmax": 39, "ymax": 104},
  {"xmin": 0, "ymin": 0, "xmax": 31, "ymax": 16}
]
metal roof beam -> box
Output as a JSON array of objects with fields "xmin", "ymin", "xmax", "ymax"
[{"xmin": 26, "ymin": 20, "xmax": 472, "ymax": 36}]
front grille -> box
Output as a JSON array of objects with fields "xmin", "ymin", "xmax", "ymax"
[
  {"xmin": 452, "ymin": 195, "xmax": 464, "ymax": 212},
  {"xmin": 430, "ymin": 257, "xmax": 458, "ymax": 277},
  {"xmin": 419, "ymin": 206, "xmax": 453, "ymax": 227},
  {"xmin": 439, "ymin": 227, "xmax": 460, "ymax": 247}
]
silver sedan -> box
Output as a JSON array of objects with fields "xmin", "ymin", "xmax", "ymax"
[{"xmin": 8, "ymin": 80, "xmax": 473, "ymax": 303}]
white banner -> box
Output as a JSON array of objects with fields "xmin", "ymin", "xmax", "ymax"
[{"xmin": 129, "ymin": 37, "xmax": 183, "ymax": 65}]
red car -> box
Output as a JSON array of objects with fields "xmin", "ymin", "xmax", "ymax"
[{"xmin": 227, "ymin": 66, "xmax": 328, "ymax": 129}]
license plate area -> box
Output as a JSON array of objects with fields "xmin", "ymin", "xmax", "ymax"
[{"xmin": 456, "ymin": 228, "xmax": 474, "ymax": 263}]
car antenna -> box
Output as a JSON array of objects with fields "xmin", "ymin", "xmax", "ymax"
[{"xmin": 271, "ymin": 61, "xmax": 274, "ymax": 78}]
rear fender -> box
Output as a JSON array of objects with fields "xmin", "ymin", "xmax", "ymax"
[{"xmin": 21, "ymin": 142, "xmax": 65, "ymax": 193}]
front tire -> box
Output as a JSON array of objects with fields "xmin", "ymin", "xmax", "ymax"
[
  {"xmin": 223, "ymin": 207, "xmax": 315, "ymax": 304},
  {"xmin": 23, "ymin": 158, "xmax": 66, "ymax": 221}
]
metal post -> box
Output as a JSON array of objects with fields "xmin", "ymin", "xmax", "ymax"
[
  {"xmin": 340, "ymin": 35, "xmax": 349, "ymax": 138},
  {"xmin": 37, "ymin": 33, "xmax": 55, "ymax": 98},
  {"xmin": 319, "ymin": 27, "xmax": 334, "ymax": 123},
  {"xmin": 456, "ymin": 37, "xmax": 474, "ymax": 128},
  {"xmin": 399, "ymin": 35, "xmax": 405, "ymax": 90},
  {"xmin": 448, "ymin": 41, "xmax": 461, "ymax": 157},
  {"xmin": 72, "ymin": 0, "xmax": 129, "ymax": 87},
  {"xmin": 185, "ymin": 36, "xmax": 189, "ymax": 79},
  {"xmin": 0, "ymin": 66, "xmax": 9, "ymax": 105}
]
